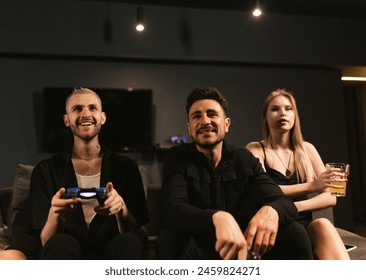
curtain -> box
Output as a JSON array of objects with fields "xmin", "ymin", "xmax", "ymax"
[{"xmin": 344, "ymin": 85, "xmax": 366, "ymax": 223}]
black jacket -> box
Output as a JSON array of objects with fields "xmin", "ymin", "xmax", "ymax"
[
  {"xmin": 161, "ymin": 142, "xmax": 298, "ymax": 242},
  {"xmin": 29, "ymin": 146, "xmax": 149, "ymax": 252}
]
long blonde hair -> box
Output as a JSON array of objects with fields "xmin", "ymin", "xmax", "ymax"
[{"xmin": 261, "ymin": 89, "xmax": 315, "ymax": 182}]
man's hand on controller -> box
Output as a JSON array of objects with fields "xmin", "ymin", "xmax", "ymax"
[
  {"xmin": 50, "ymin": 187, "xmax": 81, "ymax": 223},
  {"xmin": 95, "ymin": 182, "xmax": 128, "ymax": 217}
]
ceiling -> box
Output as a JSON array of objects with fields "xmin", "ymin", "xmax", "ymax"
[
  {"xmin": 86, "ymin": 0, "xmax": 366, "ymax": 19},
  {"xmin": 77, "ymin": 0, "xmax": 366, "ymax": 80}
]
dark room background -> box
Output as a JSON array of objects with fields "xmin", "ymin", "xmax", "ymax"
[{"xmin": 1, "ymin": 1, "xmax": 366, "ymax": 231}]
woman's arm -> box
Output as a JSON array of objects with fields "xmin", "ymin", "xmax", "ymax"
[
  {"xmin": 246, "ymin": 141, "xmax": 336, "ymax": 211},
  {"xmin": 295, "ymin": 191, "xmax": 336, "ymax": 212},
  {"xmin": 281, "ymin": 142, "xmax": 336, "ymax": 211},
  {"xmin": 294, "ymin": 142, "xmax": 337, "ymax": 211}
]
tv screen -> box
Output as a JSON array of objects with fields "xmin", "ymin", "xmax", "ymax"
[{"xmin": 42, "ymin": 87, "xmax": 154, "ymax": 153}]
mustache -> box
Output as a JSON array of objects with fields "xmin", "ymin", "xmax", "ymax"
[
  {"xmin": 197, "ymin": 124, "xmax": 217, "ymax": 134},
  {"xmin": 77, "ymin": 116, "xmax": 96, "ymax": 125}
]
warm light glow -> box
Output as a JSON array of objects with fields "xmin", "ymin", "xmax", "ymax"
[
  {"xmin": 253, "ymin": 8, "xmax": 262, "ymax": 17},
  {"xmin": 136, "ymin": 24, "xmax": 144, "ymax": 31},
  {"xmin": 136, "ymin": 6, "xmax": 144, "ymax": 32},
  {"xmin": 341, "ymin": 76, "xmax": 366, "ymax": 81}
]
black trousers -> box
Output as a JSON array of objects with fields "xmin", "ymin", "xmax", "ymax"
[
  {"xmin": 40, "ymin": 232, "xmax": 144, "ymax": 260},
  {"xmin": 156, "ymin": 220, "xmax": 313, "ymax": 260}
]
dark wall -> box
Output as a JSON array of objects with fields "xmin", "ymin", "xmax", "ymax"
[
  {"xmin": 1, "ymin": 1, "xmax": 363, "ymax": 229},
  {"xmin": 2, "ymin": 2, "xmax": 366, "ymax": 65},
  {"xmin": 0, "ymin": 59, "xmax": 345, "ymax": 181}
]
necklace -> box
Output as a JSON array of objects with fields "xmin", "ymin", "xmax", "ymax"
[
  {"xmin": 271, "ymin": 146, "xmax": 292, "ymax": 177},
  {"xmin": 73, "ymin": 148, "xmax": 101, "ymax": 161}
]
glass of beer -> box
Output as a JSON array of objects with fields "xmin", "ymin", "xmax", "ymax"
[{"xmin": 325, "ymin": 163, "xmax": 350, "ymax": 197}]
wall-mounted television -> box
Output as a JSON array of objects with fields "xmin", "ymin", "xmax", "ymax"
[{"xmin": 42, "ymin": 87, "xmax": 154, "ymax": 153}]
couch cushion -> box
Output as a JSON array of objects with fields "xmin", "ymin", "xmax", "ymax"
[
  {"xmin": 337, "ymin": 228, "xmax": 366, "ymax": 260},
  {"xmin": 0, "ymin": 186, "xmax": 13, "ymax": 228},
  {"xmin": 0, "ymin": 224, "xmax": 11, "ymax": 250},
  {"xmin": 138, "ymin": 165, "xmax": 148, "ymax": 198},
  {"xmin": 10, "ymin": 164, "xmax": 40, "ymax": 259},
  {"xmin": 11, "ymin": 164, "xmax": 34, "ymax": 220},
  {"xmin": 0, "ymin": 189, "xmax": 13, "ymax": 250}
]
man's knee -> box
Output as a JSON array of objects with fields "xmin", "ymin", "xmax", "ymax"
[
  {"xmin": 107, "ymin": 232, "xmax": 144, "ymax": 259},
  {"xmin": 41, "ymin": 233, "xmax": 81, "ymax": 259}
]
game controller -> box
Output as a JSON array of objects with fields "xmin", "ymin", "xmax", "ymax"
[{"xmin": 63, "ymin": 187, "xmax": 108, "ymax": 205}]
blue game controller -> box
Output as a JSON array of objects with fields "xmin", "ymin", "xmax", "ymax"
[{"xmin": 63, "ymin": 187, "xmax": 108, "ymax": 205}]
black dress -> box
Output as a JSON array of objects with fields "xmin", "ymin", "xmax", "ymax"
[{"xmin": 259, "ymin": 142, "xmax": 312, "ymax": 228}]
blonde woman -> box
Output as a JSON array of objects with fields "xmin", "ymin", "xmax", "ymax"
[{"xmin": 246, "ymin": 89, "xmax": 349, "ymax": 260}]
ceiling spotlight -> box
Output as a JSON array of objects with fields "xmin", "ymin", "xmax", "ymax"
[
  {"xmin": 136, "ymin": 6, "xmax": 144, "ymax": 32},
  {"xmin": 253, "ymin": 8, "xmax": 262, "ymax": 17},
  {"xmin": 252, "ymin": 0, "xmax": 262, "ymax": 17}
]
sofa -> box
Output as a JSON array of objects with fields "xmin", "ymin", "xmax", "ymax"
[{"xmin": 1, "ymin": 164, "xmax": 366, "ymax": 259}]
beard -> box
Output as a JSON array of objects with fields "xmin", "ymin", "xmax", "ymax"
[
  {"xmin": 194, "ymin": 135, "xmax": 224, "ymax": 150},
  {"xmin": 69, "ymin": 120, "xmax": 102, "ymax": 142}
]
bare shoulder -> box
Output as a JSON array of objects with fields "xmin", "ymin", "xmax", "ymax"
[
  {"xmin": 303, "ymin": 141, "xmax": 325, "ymax": 173},
  {"xmin": 303, "ymin": 141, "xmax": 323, "ymax": 163},
  {"xmin": 245, "ymin": 141, "xmax": 262, "ymax": 152},
  {"xmin": 245, "ymin": 141, "xmax": 264, "ymax": 159},
  {"xmin": 303, "ymin": 141, "xmax": 319, "ymax": 154}
]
